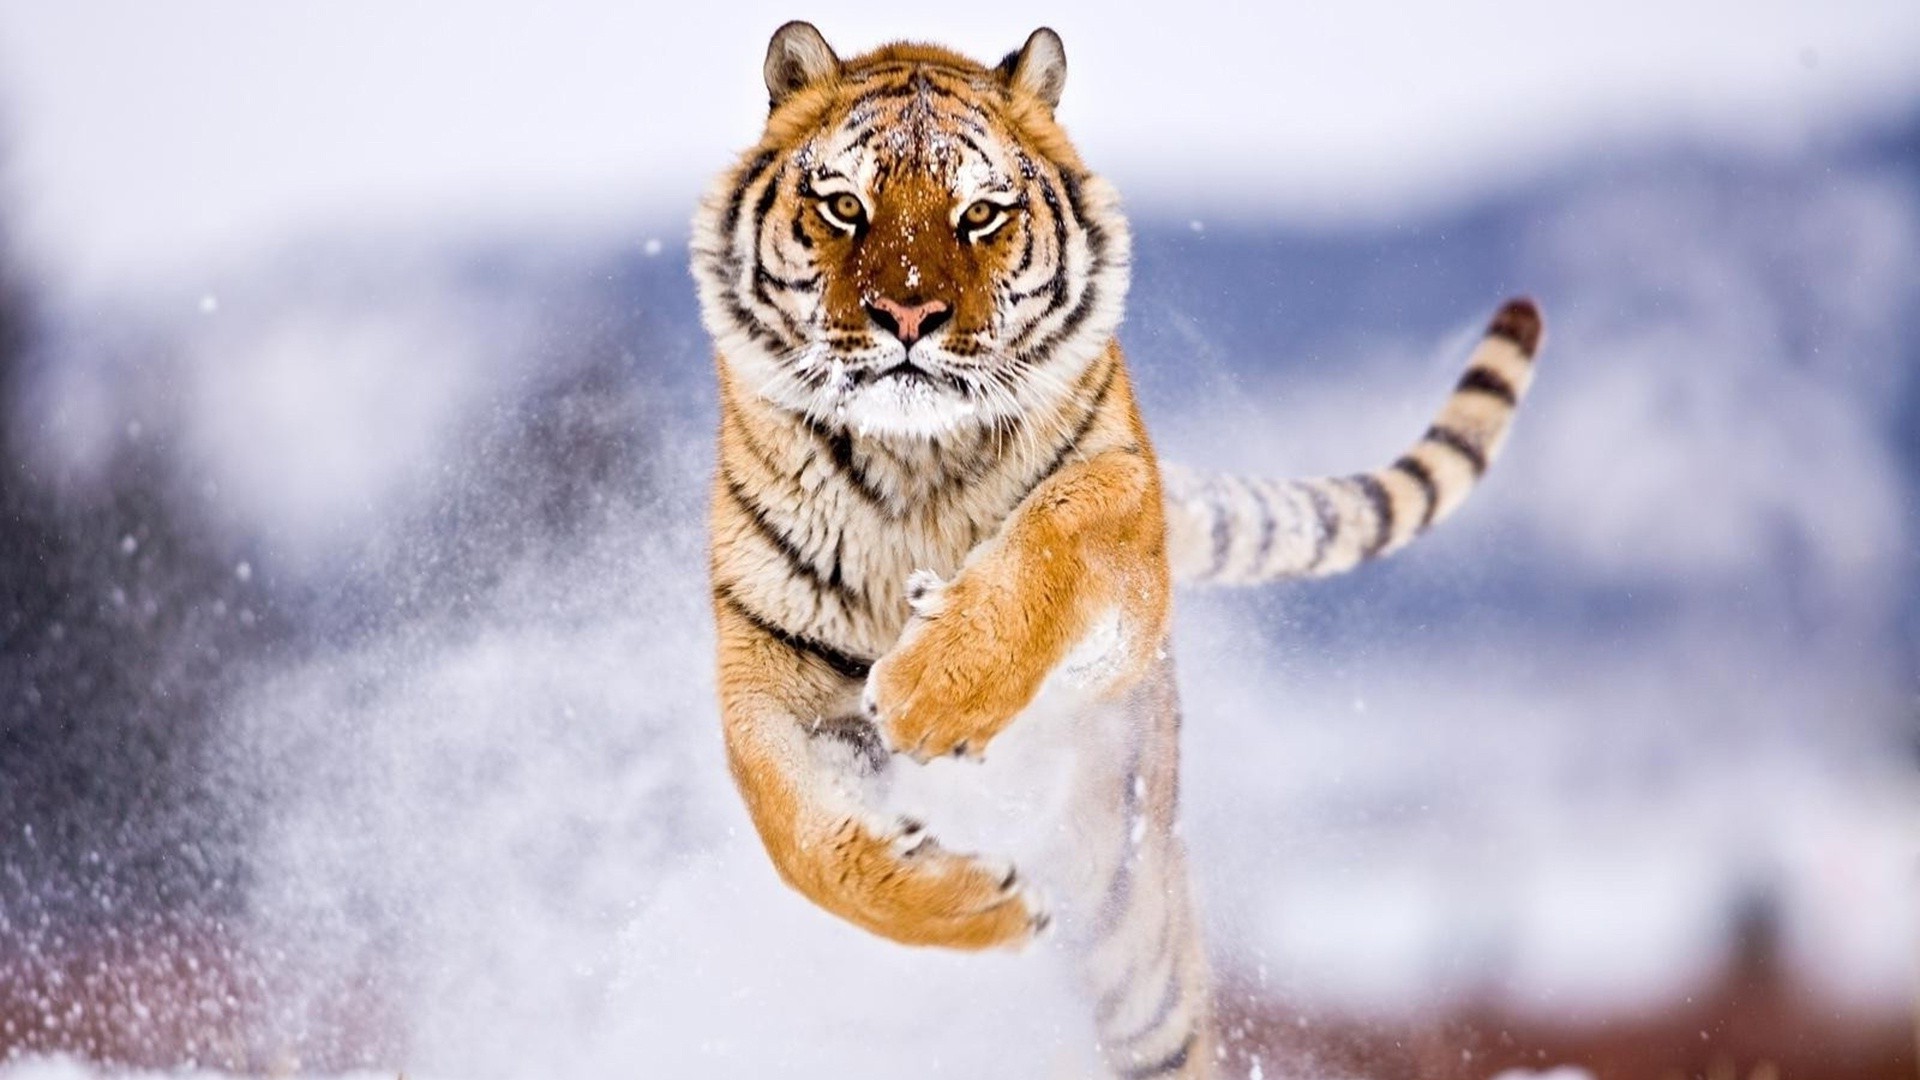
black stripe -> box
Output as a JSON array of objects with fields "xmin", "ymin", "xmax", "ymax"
[
  {"xmin": 1423, "ymin": 424, "xmax": 1487, "ymax": 476},
  {"xmin": 1391, "ymin": 455, "xmax": 1440, "ymax": 530},
  {"xmin": 1302, "ymin": 482, "xmax": 1338, "ymax": 572},
  {"xmin": 1075, "ymin": 357, "xmax": 1121, "ymax": 445},
  {"xmin": 1015, "ymin": 170, "xmax": 1072, "ymax": 331},
  {"xmin": 1108, "ymin": 968, "xmax": 1185, "ymax": 1051},
  {"xmin": 717, "ymin": 293, "xmax": 783, "ymax": 351},
  {"xmin": 844, "ymin": 72, "xmax": 982, "ymax": 114},
  {"xmin": 1247, "ymin": 481, "xmax": 1277, "ymax": 573},
  {"xmin": 1005, "ymin": 270, "xmax": 1062, "ymax": 307},
  {"xmin": 746, "ymin": 175, "xmax": 808, "ymax": 343},
  {"xmin": 803, "ymin": 418, "xmax": 891, "ymax": 510},
  {"xmin": 706, "ymin": 151, "xmax": 800, "ymax": 353},
  {"xmin": 940, "ymin": 104, "xmax": 991, "ymax": 138},
  {"xmin": 1094, "ymin": 975, "xmax": 1130, "ymax": 1029},
  {"xmin": 1037, "ymin": 166, "xmax": 1115, "ymax": 355},
  {"xmin": 1021, "ymin": 359, "xmax": 1119, "ymax": 502},
  {"xmin": 1057, "ymin": 166, "xmax": 1109, "ymax": 260},
  {"xmin": 724, "ymin": 472, "xmax": 857, "ymax": 605},
  {"xmin": 1354, "ymin": 474, "xmax": 1395, "ymax": 558},
  {"xmin": 1029, "ymin": 281, "xmax": 1097, "ymax": 362},
  {"xmin": 1457, "ymin": 366, "xmax": 1518, "ymax": 407},
  {"xmin": 716, "ymin": 586, "xmax": 872, "ymax": 681},
  {"xmin": 1097, "ymin": 908, "xmax": 1177, "ymax": 1026},
  {"xmin": 950, "ymin": 128, "xmax": 992, "ymax": 161},
  {"xmin": 1118, "ymin": 1033, "xmax": 1195, "ymax": 1079},
  {"xmin": 1088, "ymin": 853, "xmax": 1135, "ymax": 946},
  {"xmin": 1012, "ymin": 226, "xmax": 1036, "ymax": 275},
  {"xmin": 729, "ymin": 415, "xmax": 793, "ymax": 482},
  {"xmin": 846, "ymin": 80, "xmax": 921, "ymax": 107},
  {"xmin": 1486, "ymin": 298, "xmax": 1543, "ymax": 358},
  {"xmin": 754, "ymin": 265, "xmax": 820, "ymax": 293},
  {"xmin": 852, "ymin": 59, "xmax": 985, "ymax": 85},
  {"xmin": 1017, "ymin": 172, "xmax": 1099, "ymax": 361},
  {"xmin": 750, "ymin": 169, "xmax": 780, "ymax": 233},
  {"xmin": 1205, "ymin": 494, "xmax": 1231, "ymax": 579},
  {"xmin": 719, "ymin": 150, "xmax": 778, "ymax": 239},
  {"xmin": 1086, "ymin": 741, "xmax": 1145, "ymax": 946}
]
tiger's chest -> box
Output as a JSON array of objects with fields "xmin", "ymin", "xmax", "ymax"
[{"xmin": 714, "ymin": 411, "xmax": 1049, "ymax": 664}]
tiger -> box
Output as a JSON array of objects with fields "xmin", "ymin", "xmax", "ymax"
[{"xmin": 690, "ymin": 21, "xmax": 1543, "ymax": 1079}]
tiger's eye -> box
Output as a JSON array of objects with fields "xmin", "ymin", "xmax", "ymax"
[
  {"xmin": 831, "ymin": 193, "xmax": 864, "ymax": 223},
  {"xmin": 962, "ymin": 200, "xmax": 997, "ymax": 226}
]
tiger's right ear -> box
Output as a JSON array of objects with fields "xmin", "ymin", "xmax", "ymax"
[{"xmin": 764, "ymin": 21, "xmax": 840, "ymax": 107}]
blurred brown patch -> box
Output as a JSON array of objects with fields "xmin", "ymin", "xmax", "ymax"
[
  {"xmin": 0, "ymin": 916, "xmax": 401, "ymax": 1074},
  {"xmin": 1219, "ymin": 920, "xmax": 1915, "ymax": 1080}
]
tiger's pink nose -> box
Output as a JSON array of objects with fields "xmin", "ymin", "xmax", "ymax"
[{"xmin": 865, "ymin": 296, "xmax": 951, "ymax": 346}]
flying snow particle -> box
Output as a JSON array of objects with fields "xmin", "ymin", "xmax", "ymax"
[
  {"xmin": 119, "ymin": 534, "xmax": 138, "ymax": 556},
  {"xmin": 199, "ymin": 293, "xmax": 219, "ymax": 314},
  {"xmin": 644, "ymin": 238, "xmax": 663, "ymax": 257},
  {"xmin": 235, "ymin": 561, "xmax": 253, "ymax": 583}
]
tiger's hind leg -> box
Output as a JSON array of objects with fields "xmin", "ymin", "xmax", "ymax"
[{"xmin": 1064, "ymin": 659, "xmax": 1216, "ymax": 1078}]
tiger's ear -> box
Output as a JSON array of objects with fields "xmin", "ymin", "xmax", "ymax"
[
  {"xmin": 764, "ymin": 21, "xmax": 840, "ymax": 107},
  {"xmin": 997, "ymin": 28, "xmax": 1066, "ymax": 108}
]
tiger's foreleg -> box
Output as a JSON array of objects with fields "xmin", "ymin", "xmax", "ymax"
[
  {"xmin": 864, "ymin": 447, "xmax": 1172, "ymax": 763},
  {"xmin": 715, "ymin": 599, "xmax": 1045, "ymax": 950}
]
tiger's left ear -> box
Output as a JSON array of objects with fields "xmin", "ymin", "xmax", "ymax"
[{"xmin": 997, "ymin": 28, "xmax": 1066, "ymax": 108}]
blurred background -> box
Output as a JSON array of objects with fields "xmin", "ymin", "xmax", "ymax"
[{"xmin": 0, "ymin": 2, "xmax": 1915, "ymax": 1078}]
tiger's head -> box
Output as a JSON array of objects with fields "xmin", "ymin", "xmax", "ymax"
[{"xmin": 692, "ymin": 22, "xmax": 1131, "ymax": 440}]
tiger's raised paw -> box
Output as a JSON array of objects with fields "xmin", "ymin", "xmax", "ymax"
[{"xmin": 863, "ymin": 573, "xmax": 1042, "ymax": 763}]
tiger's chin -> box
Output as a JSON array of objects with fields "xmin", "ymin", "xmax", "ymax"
[{"xmin": 836, "ymin": 375, "xmax": 981, "ymax": 440}]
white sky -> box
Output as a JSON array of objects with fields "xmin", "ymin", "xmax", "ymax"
[{"xmin": 0, "ymin": 0, "xmax": 1916, "ymax": 290}]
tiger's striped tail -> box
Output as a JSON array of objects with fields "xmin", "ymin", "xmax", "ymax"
[{"xmin": 1164, "ymin": 298, "xmax": 1543, "ymax": 585}]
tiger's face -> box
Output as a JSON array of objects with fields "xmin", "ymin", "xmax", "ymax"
[{"xmin": 692, "ymin": 24, "xmax": 1131, "ymax": 440}]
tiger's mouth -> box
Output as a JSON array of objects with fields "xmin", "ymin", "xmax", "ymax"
[
  {"xmin": 875, "ymin": 358, "xmax": 928, "ymax": 380},
  {"xmin": 849, "ymin": 356, "xmax": 961, "ymax": 393}
]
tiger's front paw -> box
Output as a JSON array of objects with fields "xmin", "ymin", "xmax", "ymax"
[{"xmin": 864, "ymin": 571, "xmax": 1038, "ymax": 763}]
